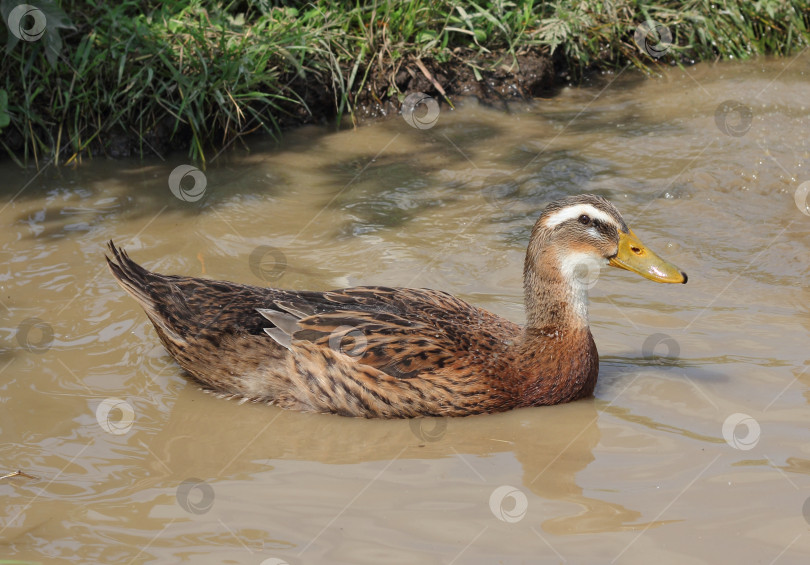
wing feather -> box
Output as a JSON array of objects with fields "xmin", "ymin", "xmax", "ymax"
[{"xmin": 256, "ymin": 286, "xmax": 519, "ymax": 381}]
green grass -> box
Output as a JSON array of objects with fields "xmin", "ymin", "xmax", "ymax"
[{"xmin": 1, "ymin": 0, "xmax": 809, "ymax": 166}]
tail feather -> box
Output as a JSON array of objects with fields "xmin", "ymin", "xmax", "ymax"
[
  {"xmin": 106, "ymin": 240, "xmax": 158, "ymax": 312},
  {"xmin": 106, "ymin": 240, "xmax": 187, "ymax": 345}
]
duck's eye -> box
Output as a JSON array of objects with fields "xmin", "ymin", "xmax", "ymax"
[{"xmin": 578, "ymin": 214, "xmax": 591, "ymax": 225}]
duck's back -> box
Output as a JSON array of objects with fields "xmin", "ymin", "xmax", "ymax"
[{"xmin": 107, "ymin": 242, "xmax": 527, "ymax": 417}]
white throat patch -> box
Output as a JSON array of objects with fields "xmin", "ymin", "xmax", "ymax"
[{"xmin": 557, "ymin": 252, "xmax": 607, "ymax": 325}]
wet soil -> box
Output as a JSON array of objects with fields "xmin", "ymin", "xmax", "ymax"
[{"xmin": 347, "ymin": 49, "xmax": 557, "ymax": 122}]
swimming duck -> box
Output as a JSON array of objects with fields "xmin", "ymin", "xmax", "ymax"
[{"xmin": 107, "ymin": 194, "xmax": 686, "ymax": 418}]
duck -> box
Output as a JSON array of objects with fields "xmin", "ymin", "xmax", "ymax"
[{"xmin": 106, "ymin": 194, "xmax": 687, "ymax": 418}]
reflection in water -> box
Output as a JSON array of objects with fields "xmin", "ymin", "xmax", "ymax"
[
  {"xmin": 145, "ymin": 390, "xmax": 651, "ymax": 536},
  {"xmin": 3, "ymin": 54, "xmax": 810, "ymax": 562}
]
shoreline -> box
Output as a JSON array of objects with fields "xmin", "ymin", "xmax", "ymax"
[
  {"xmin": 2, "ymin": 1, "xmax": 808, "ymax": 165},
  {"xmin": 3, "ymin": 47, "xmax": 562, "ymax": 163}
]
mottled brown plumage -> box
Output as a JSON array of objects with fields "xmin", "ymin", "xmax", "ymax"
[{"xmin": 106, "ymin": 194, "xmax": 687, "ymax": 418}]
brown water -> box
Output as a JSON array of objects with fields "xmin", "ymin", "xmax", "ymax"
[{"xmin": 2, "ymin": 54, "xmax": 810, "ymax": 564}]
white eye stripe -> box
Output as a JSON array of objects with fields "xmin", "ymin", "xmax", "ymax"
[{"xmin": 542, "ymin": 204, "xmax": 618, "ymax": 230}]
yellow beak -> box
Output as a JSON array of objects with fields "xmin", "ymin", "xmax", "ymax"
[{"xmin": 608, "ymin": 229, "xmax": 687, "ymax": 284}]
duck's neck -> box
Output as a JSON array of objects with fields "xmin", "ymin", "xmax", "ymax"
[
  {"xmin": 523, "ymin": 245, "xmax": 590, "ymax": 331},
  {"xmin": 516, "ymin": 244, "xmax": 599, "ymax": 406}
]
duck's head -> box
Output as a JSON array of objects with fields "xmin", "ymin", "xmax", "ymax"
[{"xmin": 524, "ymin": 194, "xmax": 686, "ymax": 327}]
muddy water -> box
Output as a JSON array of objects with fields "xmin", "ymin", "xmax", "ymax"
[{"xmin": 3, "ymin": 54, "xmax": 810, "ymax": 564}]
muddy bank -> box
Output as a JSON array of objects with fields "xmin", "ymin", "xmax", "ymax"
[
  {"xmin": 4, "ymin": 0, "xmax": 807, "ymax": 164},
  {"xmin": 279, "ymin": 50, "xmax": 557, "ymax": 130},
  {"xmin": 347, "ymin": 50, "xmax": 557, "ymax": 123},
  {"xmin": 4, "ymin": 50, "xmax": 556, "ymax": 161}
]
